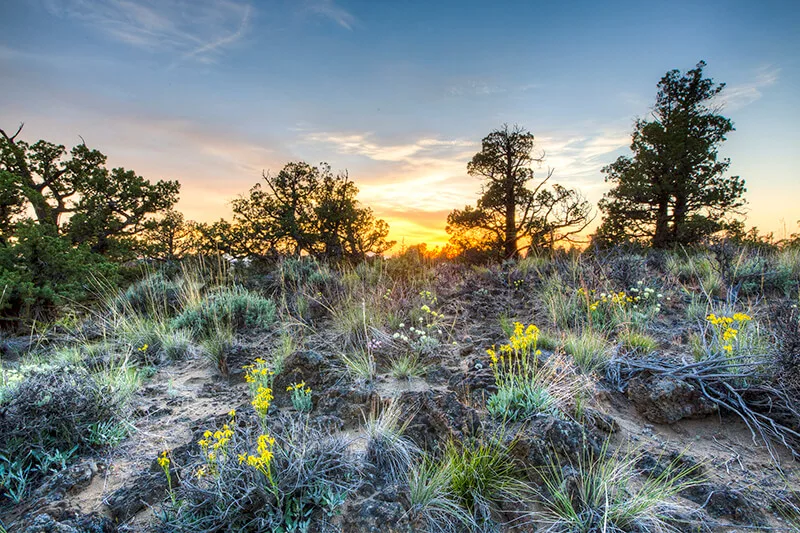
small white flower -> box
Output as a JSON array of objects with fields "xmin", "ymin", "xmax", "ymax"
[
  {"xmin": 392, "ymin": 333, "xmax": 400, "ymax": 339},
  {"xmin": 399, "ymin": 323, "xmax": 405, "ymax": 328}
]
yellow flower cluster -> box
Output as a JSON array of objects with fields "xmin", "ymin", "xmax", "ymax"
[
  {"xmin": 198, "ymin": 423, "xmax": 234, "ymax": 460},
  {"xmin": 418, "ymin": 290, "xmax": 444, "ymax": 322},
  {"xmin": 196, "ymin": 412, "xmax": 236, "ymax": 478},
  {"xmin": 706, "ymin": 313, "xmax": 752, "ymax": 353},
  {"xmin": 578, "ymin": 287, "xmax": 636, "ymax": 312},
  {"xmin": 487, "ymin": 322, "xmax": 542, "ymax": 388},
  {"xmin": 286, "ymin": 381, "xmax": 311, "ymax": 394},
  {"xmin": 487, "ymin": 322, "xmax": 540, "ymax": 364},
  {"xmin": 157, "ymin": 450, "xmax": 170, "ymax": 469},
  {"xmin": 157, "ymin": 450, "xmax": 174, "ymax": 497},
  {"xmin": 138, "ymin": 343, "xmax": 149, "ymax": 352},
  {"xmin": 251, "ymin": 386, "xmax": 274, "ymax": 419},
  {"xmin": 238, "ymin": 433, "xmax": 276, "ymax": 479},
  {"xmin": 287, "ymin": 381, "xmax": 313, "ymax": 412},
  {"xmin": 243, "ymin": 358, "xmax": 275, "ymax": 385}
]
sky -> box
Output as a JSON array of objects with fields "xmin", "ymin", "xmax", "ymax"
[{"xmin": 1, "ymin": 0, "xmax": 798, "ymax": 248}]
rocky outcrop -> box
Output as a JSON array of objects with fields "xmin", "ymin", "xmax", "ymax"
[
  {"xmin": 398, "ymin": 390, "xmax": 481, "ymax": 449},
  {"xmin": 627, "ymin": 374, "xmax": 717, "ymax": 424},
  {"xmin": 506, "ymin": 415, "xmax": 602, "ymax": 469}
]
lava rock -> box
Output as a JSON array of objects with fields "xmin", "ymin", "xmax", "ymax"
[
  {"xmin": 342, "ymin": 491, "xmax": 410, "ymax": 533},
  {"xmin": 315, "ymin": 382, "xmax": 380, "ymax": 427},
  {"xmin": 398, "ymin": 390, "xmax": 481, "ymax": 449},
  {"xmin": 506, "ymin": 415, "xmax": 602, "ymax": 468},
  {"xmin": 682, "ymin": 483, "xmax": 767, "ymax": 525},
  {"xmin": 103, "ymin": 470, "xmax": 165, "ymax": 522},
  {"xmin": 627, "ymin": 374, "xmax": 717, "ymax": 424},
  {"xmin": 17, "ymin": 512, "xmax": 114, "ymax": 533}
]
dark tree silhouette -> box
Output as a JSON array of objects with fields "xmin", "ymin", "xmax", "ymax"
[
  {"xmin": 447, "ymin": 124, "xmax": 593, "ymax": 259},
  {"xmin": 596, "ymin": 61, "xmax": 746, "ymax": 248},
  {"xmin": 230, "ymin": 162, "xmax": 394, "ymax": 260},
  {"xmin": 0, "ymin": 124, "xmax": 179, "ymax": 255}
]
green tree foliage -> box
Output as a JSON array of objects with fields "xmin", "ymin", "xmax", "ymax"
[
  {"xmin": 0, "ymin": 170, "xmax": 25, "ymax": 245},
  {"xmin": 447, "ymin": 124, "xmax": 593, "ymax": 260},
  {"xmin": 596, "ymin": 61, "xmax": 746, "ymax": 248},
  {"xmin": 227, "ymin": 161, "xmax": 394, "ymax": 260},
  {"xmin": 139, "ymin": 209, "xmax": 198, "ymax": 261},
  {"xmin": 0, "ymin": 221, "xmax": 118, "ymax": 323},
  {"xmin": 0, "ymin": 124, "xmax": 180, "ymax": 255},
  {"xmin": 0, "ymin": 124, "xmax": 177, "ymax": 323}
]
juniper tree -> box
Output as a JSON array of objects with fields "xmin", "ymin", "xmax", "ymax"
[{"xmin": 596, "ymin": 61, "xmax": 746, "ymax": 248}]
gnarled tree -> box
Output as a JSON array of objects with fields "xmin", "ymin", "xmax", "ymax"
[
  {"xmin": 596, "ymin": 61, "xmax": 746, "ymax": 248},
  {"xmin": 0, "ymin": 124, "xmax": 179, "ymax": 255},
  {"xmin": 230, "ymin": 162, "xmax": 394, "ymax": 260},
  {"xmin": 447, "ymin": 124, "xmax": 593, "ymax": 259}
]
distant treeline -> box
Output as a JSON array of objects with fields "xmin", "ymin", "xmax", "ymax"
[{"xmin": 1, "ymin": 61, "xmax": 798, "ymax": 322}]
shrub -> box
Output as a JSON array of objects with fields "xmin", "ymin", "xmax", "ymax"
[
  {"xmin": 0, "ymin": 364, "xmax": 132, "ymax": 502},
  {"xmin": 172, "ymin": 286, "xmax": 276, "ymax": 339},
  {"xmin": 115, "ymin": 272, "xmax": 185, "ymax": 318},
  {"xmin": 200, "ymin": 324, "xmax": 235, "ymax": 376},
  {"xmin": 340, "ymin": 349, "xmax": 376, "ymax": 381},
  {"xmin": 618, "ymin": 330, "xmax": 658, "ymax": 354},
  {"xmin": 0, "ymin": 222, "xmax": 118, "ymax": 325},
  {"xmin": 159, "ymin": 329, "xmax": 195, "ymax": 361},
  {"xmin": 443, "ymin": 437, "xmax": 530, "ymax": 523},
  {"xmin": 564, "ymin": 330, "xmax": 610, "ymax": 374},
  {"xmin": 159, "ymin": 414, "xmax": 359, "ymax": 532},
  {"xmin": 0, "ymin": 366, "xmax": 123, "ymax": 454},
  {"xmin": 388, "ymin": 353, "xmax": 427, "ymax": 379},
  {"xmin": 537, "ymin": 444, "xmax": 702, "ymax": 532},
  {"xmin": 487, "ymin": 322, "xmax": 578, "ymax": 421},
  {"xmin": 363, "ymin": 400, "xmax": 418, "ymax": 481},
  {"xmin": 408, "ymin": 456, "xmax": 474, "ymax": 533}
]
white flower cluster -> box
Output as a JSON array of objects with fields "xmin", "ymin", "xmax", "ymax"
[
  {"xmin": 392, "ymin": 322, "xmax": 442, "ymax": 355},
  {"xmin": 630, "ymin": 281, "xmax": 663, "ymax": 314}
]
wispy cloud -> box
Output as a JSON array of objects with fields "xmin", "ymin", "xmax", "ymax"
[
  {"xmin": 446, "ymin": 79, "xmax": 540, "ymax": 97},
  {"xmin": 302, "ymin": 0, "xmax": 355, "ymax": 30},
  {"xmin": 447, "ymin": 80, "xmax": 506, "ymax": 96},
  {"xmin": 40, "ymin": 0, "xmax": 252, "ymax": 62},
  {"xmin": 537, "ymin": 131, "xmax": 629, "ymax": 190},
  {"xmin": 302, "ymin": 131, "xmax": 475, "ymax": 163},
  {"xmin": 719, "ymin": 65, "xmax": 780, "ymax": 110}
]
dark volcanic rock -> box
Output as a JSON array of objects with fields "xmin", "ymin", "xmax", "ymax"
[
  {"xmin": 506, "ymin": 415, "xmax": 602, "ymax": 468},
  {"xmin": 315, "ymin": 382, "xmax": 380, "ymax": 428},
  {"xmin": 342, "ymin": 486, "xmax": 411, "ymax": 533},
  {"xmin": 104, "ymin": 440, "xmax": 195, "ymax": 521},
  {"xmin": 627, "ymin": 374, "xmax": 717, "ymax": 424},
  {"xmin": 682, "ymin": 483, "xmax": 767, "ymax": 525},
  {"xmin": 273, "ymin": 349, "xmax": 341, "ymax": 399},
  {"xmin": 30, "ymin": 460, "xmax": 99, "ymax": 505},
  {"xmin": 103, "ymin": 470, "xmax": 165, "ymax": 522},
  {"xmin": 16, "ymin": 512, "xmax": 114, "ymax": 533},
  {"xmin": 398, "ymin": 390, "xmax": 481, "ymax": 449},
  {"xmin": 448, "ymin": 359, "xmax": 497, "ymax": 406}
]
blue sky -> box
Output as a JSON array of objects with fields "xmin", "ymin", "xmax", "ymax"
[{"xmin": 1, "ymin": 0, "xmax": 798, "ymax": 246}]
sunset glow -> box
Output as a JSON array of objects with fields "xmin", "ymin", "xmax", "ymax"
[{"xmin": 1, "ymin": 0, "xmax": 797, "ymax": 248}]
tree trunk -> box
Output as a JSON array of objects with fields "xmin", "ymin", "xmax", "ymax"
[
  {"xmin": 504, "ymin": 144, "xmax": 518, "ymax": 259},
  {"xmin": 652, "ymin": 195, "xmax": 671, "ymax": 248}
]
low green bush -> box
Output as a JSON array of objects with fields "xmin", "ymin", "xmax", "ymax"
[
  {"xmin": 171, "ymin": 286, "xmax": 276, "ymax": 339},
  {"xmin": 116, "ymin": 272, "xmax": 185, "ymax": 318}
]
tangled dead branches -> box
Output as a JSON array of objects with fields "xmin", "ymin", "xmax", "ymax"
[{"xmin": 609, "ymin": 355, "xmax": 800, "ymax": 464}]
